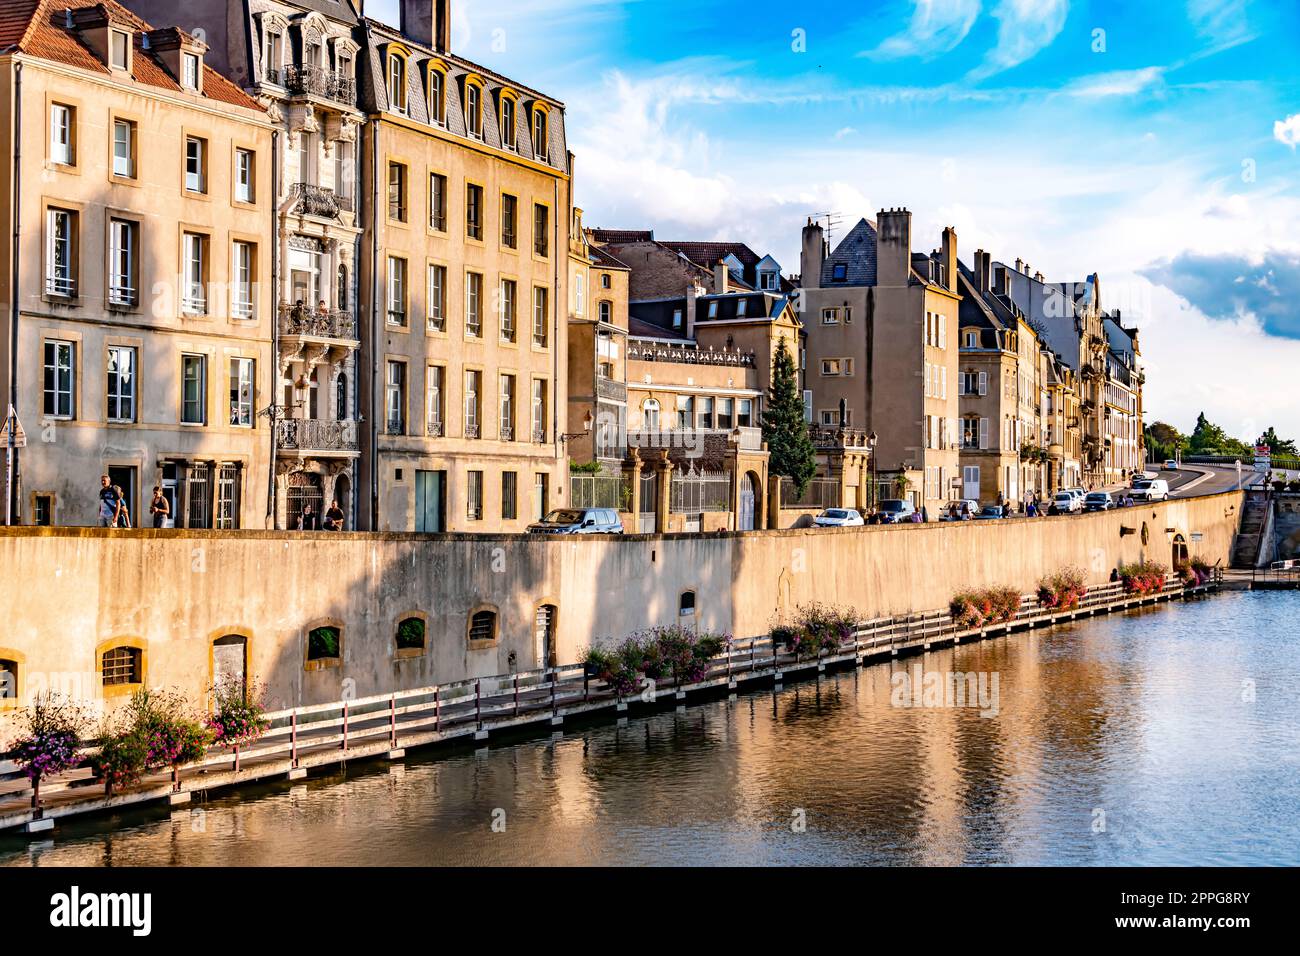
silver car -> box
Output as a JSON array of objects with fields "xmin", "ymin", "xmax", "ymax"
[{"xmin": 527, "ymin": 508, "xmax": 623, "ymax": 535}]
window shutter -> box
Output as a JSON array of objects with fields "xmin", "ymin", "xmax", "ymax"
[
  {"xmin": 979, "ymin": 418, "xmax": 989, "ymax": 450},
  {"xmin": 978, "ymin": 371, "xmax": 987, "ymax": 396}
]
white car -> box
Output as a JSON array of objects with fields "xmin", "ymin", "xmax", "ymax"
[
  {"xmin": 1131, "ymin": 478, "xmax": 1170, "ymax": 502},
  {"xmin": 814, "ymin": 508, "xmax": 865, "ymax": 527},
  {"xmin": 939, "ymin": 499, "xmax": 980, "ymax": 521},
  {"xmin": 1051, "ymin": 489, "xmax": 1085, "ymax": 514},
  {"xmin": 1163, "ymin": 459, "xmax": 1179, "ymax": 471}
]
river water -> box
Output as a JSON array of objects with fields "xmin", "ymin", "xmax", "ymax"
[{"xmin": 3, "ymin": 591, "xmax": 1297, "ymax": 866}]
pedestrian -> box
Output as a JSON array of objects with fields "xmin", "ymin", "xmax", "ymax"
[
  {"xmin": 112, "ymin": 485, "xmax": 131, "ymax": 528},
  {"xmin": 297, "ymin": 503, "xmax": 318, "ymax": 531},
  {"xmin": 149, "ymin": 487, "xmax": 170, "ymax": 529},
  {"xmin": 323, "ymin": 499, "xmax": 345, "ymax": 532},
  {"xmin": 1109, "ymin": 568, "xmax": 1120, "ymax": 583},
  {"xmin": 97, "ymin": 476, "xmax": 119, "ymax": 528}
]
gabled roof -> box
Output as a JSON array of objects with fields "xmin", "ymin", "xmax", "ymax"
[
  {"xmin": 659, "ymin": 241, "xmax": 761, "ymax": 272},
  {"xmin": 956, "ymin": 260, "xmax": 1005, "ymax": 332},
  {"xmin": 589, "ymin": 244, "xmax": 630, "ymax": 270},
  {"xmin": 821, "ymin": 218, "xmax": 878, "ymax": 286},
  {"xmin": 3, "ymin": 0, "xmax": 262, "ymax": 111},
  {"xmin": 591, "ymin": 228, "xmax": 654, "ymax": 244}
]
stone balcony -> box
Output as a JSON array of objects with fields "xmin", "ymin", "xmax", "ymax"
[
  {"xmin": 809, "ymin": 424, "xmax": 873, "ymax": 450},
  {"xmin": 276, "ymin": 418, "xmax": 359, "ymax": 456},
  {"xmin": 290, "ymin": 183, "xmax": 343, "ymax": 220},
  {"xmin": 278, "ymin": 303, "xmax": 358, "ymax": 342}
]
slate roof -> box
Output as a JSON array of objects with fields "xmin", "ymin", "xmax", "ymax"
[
  {"xmin": 956, "ymin": 260, "xmax": 1004, "ymax": 334},
  {"xmin": 821, "ymin": 218, "xmax": 878, "ymax": 286},
  {"xmin": 590, "ymin": 229, "xmax": 654, "ymax": 244},
  {"xmin": 2, "ymin": 0, "xmax": 262, "ymax": 111},
  {"xmin": 629, "ymin": 291, "xmax": 789, "ymax": 338}
]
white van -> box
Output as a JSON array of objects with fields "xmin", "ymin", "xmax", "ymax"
[{"xmin": 1131, "ymin": 478, "xmax": 1170, "ymax": 502}]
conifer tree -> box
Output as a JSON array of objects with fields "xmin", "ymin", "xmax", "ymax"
[{"xmin": 761, "ymin": 336, "xmax": 817, "ymax": 496}]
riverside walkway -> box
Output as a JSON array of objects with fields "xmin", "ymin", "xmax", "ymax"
[{"xmin": 0, "ymin": 574, "xmax": 1221, "ymax": 835}]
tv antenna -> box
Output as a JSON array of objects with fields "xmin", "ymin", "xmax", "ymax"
[{"xmin": 812, "ymin": 211, "xmax": 842, "ymax": 248}]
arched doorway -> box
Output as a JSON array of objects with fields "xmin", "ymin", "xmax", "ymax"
[
  {"xmin": 287, "ymin": 471, "xmax": 323, "ymax": 529},
  {"xmin": 332, "ymin": 473, "xmax": 351, "ymax": 529},
  {"xmin": 535, "ymin": 604, "xmax": 557, "ymax": 668},
  {"xmin": 738, "ymin": 472, "xmax": 760, "ymax": 531},
  {"xmin": 1172, "ymin": 534, "xmax": 1189, "ymax": 571},
  {"xmin": 212, "ymin": 634, "xmax": 248, "ymax": 703}
]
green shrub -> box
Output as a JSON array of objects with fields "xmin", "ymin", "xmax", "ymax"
[
  {"xmin": 396, "ymin": 617, "xmax": 426, "ymax": 650},
  {"xmin": 308, "ymin": 626, "xmax": 340, "ymax": 660}
]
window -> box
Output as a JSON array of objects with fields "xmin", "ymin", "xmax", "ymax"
[
  {"xmin": 468, "ymin": 609, "xmax": 497, "ymax": 644},
  {"xmin": 43, "ymin": 341, "xmax": 74, "ymax": 418},
  {"xmin": 181, "ymin": 52, "xmax": 201, "ymax": 91},
  {"xmin": 50, "ymin": 104, "xmax": 74, "ymax": 165},
  {"xmin": 307, "ymin": 626, "xmax": 341, "ymax": 663},
  {"xmin": 501, "ymin": 193, "xmax": 518, "ymax": 248},
  {"xmin": 573, "ymin": 271, "xmax": 585, "ymax": 317},
  {"xmin": 184, "ymin": 136, "xmax": 206, "ymax": 193},
  {"xmin": 181, "ymin": 354, "xmax": 206, "ymax": 424},
  {"xmin": 464, "ymin": 370, "xmax": 481, "ymax": 438},
  {"xmin": 822, "ymin": 308, "xmax": 839, "ymax": 325},
  {"xmin": 737, "ymin": 399, "xmax": 753, "ymax": 427},
  {"xmin": 466, "ymin": 83, "xmax": 482, "ymax": 138},
  {"xmin": 532, "ymin": 108, "xmax": 548, "ymax": 161},
  {"xmin": 465, "ymin": 271, "xmax": 483, "ymax": 336},
  {"xmin": 182, "ymin": 232, "xmax": 207, "ymax": 314},
  {"xmin": 500, "ymin": 278, "xmax": 517, "ymax": 342},
  {"xmin": 428, "ymin": 68, "xmax": 445, "ymax": 125},
  {"xmin": 108, "ymin": 218, "xmax": 135, "ymax": 306},
  {"xmin": 429, "ymin": 173, "xmax": 447, "ymax": 231},
  {"xmin": 672, "ymin": 308, "xmax": 683, "ymax": 330},
  {"xmin": 106, "ymin": 346, "xmax": 136, "ymax": 423},
  {"xmin": 831, "ymin": 263, "xmax": 848, "ymax": 282},
  {"xmin": 717, "ymin": 398, "xmax": 734, "ymax": 429},
  {"xmin": 601, "ymin": 273, "xmax": 611, "ymax": 289},
  {"xmin": 760, "ymin": 271, "xmax": 777, "ymax": 291},
  {"xmin": 642, "ymin": 398, "xmax": 660, "ymax": 430},
  {"xmin": 736, "ymin": 298, "xmax": 747, "ymax": 317},
  {"xmin": 101, "ymin": 646, "xmax": 142, "ymax": 686},
  {"xmin": 532, "ymin": 287, "xmax": 549, "ymax": 347},
  {"xmin": 265, "ymin": 30, "xmax": 283, "ymax": 82},
  {"xmin": 676, "ymin": 395, "xmax": 694, "ymax": 428},
  {"xmin": 707, "ymin": 300, "xmax": 718, "ymax": 319},
  {"xmin": 427, "ymin": 263, "xmax": 446, "ymax": 331},
  {"xmin": 46, "ymin": 208, "xmax": 76, "ymax": 297},
  {"xmin": 338, "ymin": 264, "xmax": 349, "ymax": 312},
  {"xmin": 231, "ymin": 241, "xmax": 255, "ymax": 318},
  {"xmin": 387, "ymin": 256, "xmax": 407, "ymax": 326},
  {"xmin": 425, "ymin": 365, "xmax": 444, "ymax": 436},
  {"xmin": 229, "ymin": 357, "xmax": 254, "ymax": 427},
  {"xmin": 533, "ymin": 203, "xmax": 549, "ymax": 257},
  {"xmin": 387, "ymin": 162, "xmax": 407, "ymax": 221},
  {"xmin": 467, "ymin": 471, "xmax": 484, "ymax": 520},
  {"xmin": 501, "ymin": 96, "xmax": 516, "ymax": 149},
  {"xmin": 388, "ymin": 54, "xmax": 407, "ymax": 114},
  {"xmin": 112, "ymin": 119, "xmax": 135, "ymax": 178},
  {"xmin": 599, "ymin": 300, "xmax": 612, "ymax": 324},
  {"xmin": 110, "ymin": 29, "xmax": 130, "ymax": 71},
  {"xmin": 386, "ymin": 361, "xmax": 406, "ymax": 434},
  {"xmin": 501, "ymin": 472, "xmax": 517, "ymax": 520},
  {"xmin": 466, "ymin": 184, "xmax": 483, "ymax": 239},
  {"xmin": 531, "ymin": 379, "xmax": 547, "ymax": 443},
  {"xmin": 821, "ymin": 359, "xmax": 841, "ymax": 376},
  {"xmin": 235, "ymin": 148, "xmax": 255, "ymax": 203},
  {"xmin": 33, "ymin": 496, "xmax": 53, "ymax": 527},
  {"xmin": 696, "ymin": 396, "xmax": 713, "ymax": 429},
  {"xmin": 396, "ymin": 617, "xmax": 426, "ymax": 652},
  {"xmin": 499, "ymin": 374, "xmax": 515, "ymax": 441}
]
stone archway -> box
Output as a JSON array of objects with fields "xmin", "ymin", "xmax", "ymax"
[{"xmin": 1172, "ymin": 534, "xmax": 1189, "ymax": 571}]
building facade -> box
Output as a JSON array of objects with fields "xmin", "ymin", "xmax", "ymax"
[
  {"xmin": 357, "ymin": 5, "xmax": 571, "ymax": 533},
  {"xmin": 1, "ymin": 0, "xmax": 276, "ymax": 529}
]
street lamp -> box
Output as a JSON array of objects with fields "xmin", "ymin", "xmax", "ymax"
[
  {"xmin": 561, "ymin": 409, "xmax": 595, "ymax": 443},
  {"xmin": 868, "ymin": 431, "xmax": 879, "ymax": 511}
]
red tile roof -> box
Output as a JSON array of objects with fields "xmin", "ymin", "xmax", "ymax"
[{"xmin": 5, "ymin": 0, "xmax": 262, "ymax": 113}]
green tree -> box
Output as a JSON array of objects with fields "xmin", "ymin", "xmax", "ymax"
[
  {"xmin": 1144, "ymin": 421, "xmax": 1186, "ymax": 462},
  {"xmin": 1258, "ymin": 426, "xmax": 1298, "ymax": 457},
  {"xmin": 761, "ymin": 336, "xmax": 817, "ymax": 496},
  {"xmin": 1188, "ymin": 412, "xmax": 1251, "ymax": 457}
]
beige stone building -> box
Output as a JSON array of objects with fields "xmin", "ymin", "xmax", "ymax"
[
  {"xmin": 0, "ymin": 0, "xmax": 276, "ymax": 528},
  {"xmin": 357, "ymin": 5, "xmax": 571, "ymax": 532},
  {"xmin": 799, "ymin": 211, "xmax": 962, "ymax": 511},
  {"xmin": 122, "ymin": 0, "xmax": 366, "ymax": 528}
]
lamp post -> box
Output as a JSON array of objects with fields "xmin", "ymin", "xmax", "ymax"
[{"xmin": 868, "ymin": 431, "xmax": 879, "ymax": 511}]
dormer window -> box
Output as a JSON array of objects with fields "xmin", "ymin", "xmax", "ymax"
[
  {"xmin": 109, "ymin": 29, "xmax": 130, "ymax": 71},
  {"xmin": 831, "ymin": 263, "xmax": 848, "ymax": 282},
  {"xmin": 466, "ymin": 83, "xmax": 483, "ymax": 139},
  {"xmin": 500, "ymin": 96, "xmax": 516, "ymax": 149},
  {"xmin": 532, "ymin": 108, "xmax": 548, "ymax": 161},
  {"xmin": 182, "ymin": 52, "xmax": 200, "ymax": 90},
  {"xmin": 388, "ymin": 53, "xmax": 407, "ymax": 115},
  {"xmin": 265, "ymin": 30, "xmax": 284, "ymax": 83},
  {"xmin": 427, "ymin": 67, "xmax": 445, "ymax": 125}
]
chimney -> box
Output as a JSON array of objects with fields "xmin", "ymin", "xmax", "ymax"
[
  {"xmin": 993, "ymin": 264, "xmax": 1008, "ymax": 297},
  {"xmin": 1014, "ymin": 258, "xmax": 1024, "ymax": 274},
  {"xmin": 685, "ymin": 282, "xmax": 704, "ymax": 339},
  {"xmin": 974, "ymin": 249, "xmax": 990, "ymax": 293},
  {"xmin": 940, "ymin": 227, "xmax": 957, "ymax": 294},
  {"xmin": 876, "ymin": 207, "xmax": 913, "ymax": 287},
  {"xmin": 800, "ymin": 218, "xmax": 825, "ymax": 290},
  {"xmin": 402, "ymin": 1, "xmax": 452, "ymax": 52},
  {"xmin": 714, "ymin": 260, "xmax": 729, "ymax": 294},
  {"xmin": 1034, "ymin": 270, "xmax": 1044, "ymax": 283}
]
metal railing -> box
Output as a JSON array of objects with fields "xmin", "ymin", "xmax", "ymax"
[
  {"xmin": 278, "ymin": 303, "xmax": 357, "ymax": 340},
  {"xmin": 571, "ymin": 474, "xmax": 628, "ymax": 510},
  {"xmin": 276, "ymin": 418, "xmax": 360, "ymax": 453},
  {"xmin": 627, "ymin": 340, "xmax": 756, "ymax": 368},
  {"xmin": 780, "ymin": 478, "xmax": 842, "ymax": 510},
  {"xmin": 282, "ymin": 65, "xmax": 357, "ymax": 106},
  {"xmin": 290, "ymin": 183, "xmax": 341, "ymax": 219},
  {"xmin": 671, "ymin": 469, "xmax": 730, "ymax": 513}
]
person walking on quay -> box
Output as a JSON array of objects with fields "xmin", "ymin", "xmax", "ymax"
[
  {"xmin": 97, "ymin": 476, "xmax": 119, "ymax": 528},
  {"xmin": 323, "ymin": 499, "xmax": 345, "ymax": 532},
  {"xmin": 149, "ymin": 487, "xmax": 170, "ymax": 529},
  {"xmin": 112, "ymin": 485, "xmax": 131, "ymax": 528}
]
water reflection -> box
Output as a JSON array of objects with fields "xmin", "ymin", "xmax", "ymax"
[{"xmin": 4, "ymin": 592, "xmax": 1298, "ymax": 866}]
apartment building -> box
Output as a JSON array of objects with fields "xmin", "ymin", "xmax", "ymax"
[
  {"xmin": 123, "ymin": 0, "xmax": 366, "ymax": 529},
  {"xmin": 357, "ymin": 3, "xmax": 571, "ymax": 532},
  {"xmin": 0, "ymin": 0, "xmax": 276, "ymax": 528},
  {"xmin": 588, "ymin": 230, "xmax": 791, "ymax": 300},
  {"xmin": 799, "ymin": 211, "xmax": 962, "ymax": 510}
]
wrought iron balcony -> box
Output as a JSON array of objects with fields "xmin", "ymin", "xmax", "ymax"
[
  {"xmin": 282, "ymin": 65, "xmax": 357, "ymax": 107},
  {"xmin": 276, "ymin": 418, "xmax": 359, "ymax": 454},
  {"xmin": 596, "ymin": 378, "xmax": 627, "ymax": 403},
  {"xmin": 532, "ymin": 425, "xmax": 548, "ymax": 444},
  {"xmin": 809, "ymin": 424, "xmax": 872, "ymax": 449},
  {"xmin": 290, "ymin": 183, "xmax": 341, "ymax": 219},
  {"xmin": 627, "ymin": 340, "xmax": 756, "ymax": 368},
  {"xmin": 278, "ymin": 303, "xmax": 357, "ymax": 340}
]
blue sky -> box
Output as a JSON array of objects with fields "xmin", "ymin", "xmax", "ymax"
[{"xmin": 371, "ymin": 0, "xmax": 1300, "ymax": 438}]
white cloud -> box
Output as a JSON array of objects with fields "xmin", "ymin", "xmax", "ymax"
[
  {"xmin": 967, "ymin": 0, "xmax": 1070, "ymax": 82},
  {"xmin": 1063, "ymin": 66, "xmax": 1166, "ymax": 98},
  {"xmin": 865, "ymin": 0, "xmax": 983, "ymax": 60},
  {"xmin": 1275, "ymin": 114, "xmax": 1300, "ymax": 150},
  {"xmin": 1187, "ymin": 0, "xmax": 1255, "ymax": 51}
]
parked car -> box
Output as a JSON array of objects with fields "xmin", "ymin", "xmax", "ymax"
[
  {"xmin": 1050, "ymin": 491, "xmax": 1083, "ymax": 515},
  {"xmin": 1130, "ymin": 478, "xmax": 1170, "ymax": 502},
  {"xmin": 1163, "ymin": 459, "xmax": 1179, "ymax": 471},
  {"xmin": 875, "ymin": 499, "xmax": 917, "ymax": 524},
  {"xmin": 975, "ymin": 504, "xmax": 1010, "ymax": 519},
  {"xmin": 1084, "ymin": 491, "xmax": 1115, "ymax": 511},
  {"xmin": 527, "ymin": 508, "xmax": 623, "ymax": 535},
  {"xmin": 814, "ymin": 508, "xmax": 865, "ymax": 527},
  {"xmin": 940, "ymin": 499, "xmax": 980, "ymax": 521}
]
